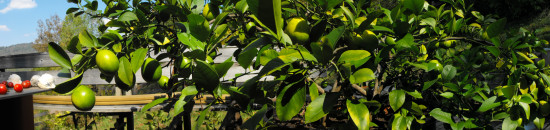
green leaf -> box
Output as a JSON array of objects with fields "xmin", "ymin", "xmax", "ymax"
[
  {"xmin": 406, "ymin": 90, "xmax": 423, "ymax": 99},
  {"xmin": 177, "ymin": 33, "xmax": 206, "ymax": 51},
  {"xmin": 141, "ymin": 98, "xmax": 168, "ymax": 112},
  {"xmin": 486, "ymin": 46, "xmax": 500, "ymax": 57},
  {"xmin": 71, "ymin": 54, "xmax": 83, "ymax": 66},
  {"xmin": 338, "ymin": 50, "xmax": 371, "ymax": 68},
  {"xmin": 116, "ymin": 57, "xmax": 135, "ymax": 88},
  {"xmin": 235, "ymin": 0, "xmax": 249, "ymax": 14},
  {"xmin": 429, "ymin": 108, "xmax": 454, "ymax": 124},
  {"xmin": 316, "ymin": 0, "xmax": 343, "ymax": 10},
  {"xmin": 310, "ymin": 40, "xmax": 333, "ymax": 64},
  {"xmin": 476, "ymin": 96, "xmax": 501, "ymax": 112},
  {"xmin": 193, "ymin": 109, "xmax": 209, "ymax": 130},
  {"xmin": 502, "ymin": 117, "xmax": 518, "ymax": 130},
  {"xmin": 534, "ymin": 117, "xmax": 545, "ymax": 130},
  {"xmin": 346, "ymin": 99, "xmax": 371, "ymax": 129},
  {"xmin": 389, "ymin": 89, "xmax": 406, "ymax": 111},
  {"xmin": 391, "ymin": 115, "xmax": 408, "ymax": 130},
  {"xmin": 67, "ymin": 36, "xmax": 82, "ymax": 54},
  {"xmin": 404, "ymin": 0, "xmax": 425, "ymax": 13},
  {"xmin": 130, "ymin": 48, "xmax": 147, "ymax": 73},
  {"xmin": 371, "ymin": 26, "xmax": 394, "ymax": 33},
  {"xmin": 273, "ymin": 0, "xmax": 283, "ymax": 40},
  {"xmin": 66, "ymin": 7, "xmax": 79, "ymax": 14},
  {"xmin": 214, "ymin": 57, "xmax": 234, "ymax": 77},
  {"xmin": 519, "ymin": 102, "xmax": 530, "ymax": 120},
  {"xmin": 305, "ymin": 93, "xmax": 339, "ymax": 123},
  {"xmin": 242, "ymin": 105, "xmax": 268, "ymax": 129},
  {"xmin": 422, "ymin": 79, "xmax": 438, "ymax": 91},
  {"xmin": 276, "ymin": 80, "xmax": 306, "ymax": 121},
  {"xmin": 193, "ymin": 60, "xmax": 219, "ymax": 91},
  {"xmin": 90, "ymin": 1, "xmax": 98, "ymax": 11},
  {"xmin": 238, "ymin": 48, "xmax": 257, "ymax": 69},
  {"xmin": 238, "ymin": 37, "xmax": 268, "ymax": 69},
  {"xmin": 440, "ymin": 92, "xmax": 454, "ymax": 99},
  {"xmin": 174, "ymin": 86, "xmax": 198, "ymax": 115},
  {"xmin": 78, "ymin": 30, "xmax": 97, "ymax": 47},
  {"xmin": 48, "ymin": 42, "xmax": 72, "ymax": 69},
  {"xmin": 119, "ymin": 11, "xmax": 138, "ymax": 22},
  {"xmin": 187, "ymin": 0, "xmax": 204, "ymax": 14},
  {"xmin": 187, "ymin": 14, "xmax": 210, "ymax": 42},
  {"xmin": 539, "ymin": 73, "xmax": 550, "ymax": 87},
  {"xmin": 259, "ymin": 48, "xmax": 278, "ymax": 66},
  {"xmin": 486, "ymin": 18, "xmax": 507, "ymax": 38},
  {"xmin": 441, "ymin": 65, "xmax": 457, "ymax": 81},
  {"xmin": 278, "ymin": 47, "xmax": 317, "ymax": 62},
  {"xmin": 309, "ymin": 82, "xmax": 320, "ymax": 101},
  {"xmin": 54, "ymin": 73, "xmax": 83, "ymax": 94},
  {"xmin": 420, "ymin": 18, "xmax": 436, "ymax": 28},
  {"xmin": 247, "ymin": 0, "xmax": 276, "ymax": 32},
  {"xmin": 395, "ymin": 34, "xmax": 417, "ymax": 51},
  {"xmin": 325, "ymin": 26, "xmax": 346, "ymax": 49},
  {"xmin": 258, "ymin": 48, "xmax": 317, "ymax": 77},
  {"xmin": 351, "ymin": 68, "xmax": 375, "ymax": 84},
  {"xmin": 340, "ymin": 6, "xmax": 355, "ymax": 29}
]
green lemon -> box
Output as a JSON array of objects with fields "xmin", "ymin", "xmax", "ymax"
[
  {"xmin": 158, "ymin": 76, "xmax": 169, "ymax": 89},
  {"xmin": 443, "ymin": 40, "xmax": 455, "ymax": 48},
  {"xmin": 95, "ymin": 50, "xmax": 119, "ymax": 75},
  {"xmin": 285, "ymin": 17, "xmax": 310, "ymax": 44},
  {"xmin": 141, "ymin": 58, "xmax": 162, "ymax": 82},
  {"xmin": 178, "ymin": 56, "xmax": 192, "ymax": 69},
  {"xmin": 71, "ymin": 85, "xmax": 96, "ymax": 111},
  {"xmin": 429, "ymin": 60, "xmax": 443, "ymax": 72}
]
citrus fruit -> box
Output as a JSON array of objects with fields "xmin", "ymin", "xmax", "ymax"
[
  {"xmin": 177, "ymin": 56, "xmax": 192, "ymax": 69},
  {"xmin": 14, "ymin": 84, "xmax": 22, "ymax": 92},
  {"xmin": 71, "ymin": 85, "xmax": 96, "ymax": 111},
  {"xmin": 96, "ymin": 50, "xmax": 119, "ymax": 75},
  {"xmin": 0, "ymin": 84, "xmax": 6, "ymax": 94},
  {"xmin": 285, "ymin": 17, "xmax": 310, "ymax": 44},
  {"xmin": 141, "ymin": 58, "xmax": 162, "ymax": 82},
  {"xmin": 158, "ymin": 76, "xmax": 169, "ymax": 89},
  {"xmin": 443, "ymin": 40, "xmax": 455, "ymax": 48},
  {"xmin": 202, "ymin": 4, "xmax": 219, "ymax": 20},
  {"xmin": 429, "ymin": 60, "xmax": 443, "ymax": 72}
]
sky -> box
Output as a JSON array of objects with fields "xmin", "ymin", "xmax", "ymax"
[{"xmin": 0, "ymin": 0, "xmax": 104, "ymax": 47}]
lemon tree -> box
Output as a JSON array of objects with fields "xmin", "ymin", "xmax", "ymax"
[{"xmin": 47, "ymin": 0, "xmax": 550, "ymax": 129}]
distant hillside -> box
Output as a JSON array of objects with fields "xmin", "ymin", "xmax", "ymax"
[{"xmin": 0, "ymin": 43, "xmax": 38, "ymax": 56}]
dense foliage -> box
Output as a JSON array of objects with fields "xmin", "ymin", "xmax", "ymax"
[{"xmin": 48, "ymin": 0, "xmax": 550, "ymax": 129}]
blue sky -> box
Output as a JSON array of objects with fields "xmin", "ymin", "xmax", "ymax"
[{"xmin": 0, "ymin": 0, "xmax": 101, "ymax": 46}]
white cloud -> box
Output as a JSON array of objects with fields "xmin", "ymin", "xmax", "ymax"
[
  {"xmin": 0, "ymin": 25, "xmax": 9, "ymax": 31},
  {"xmin": 0, "ymin": 0, "xmax": 37, "ymax": 14}
]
